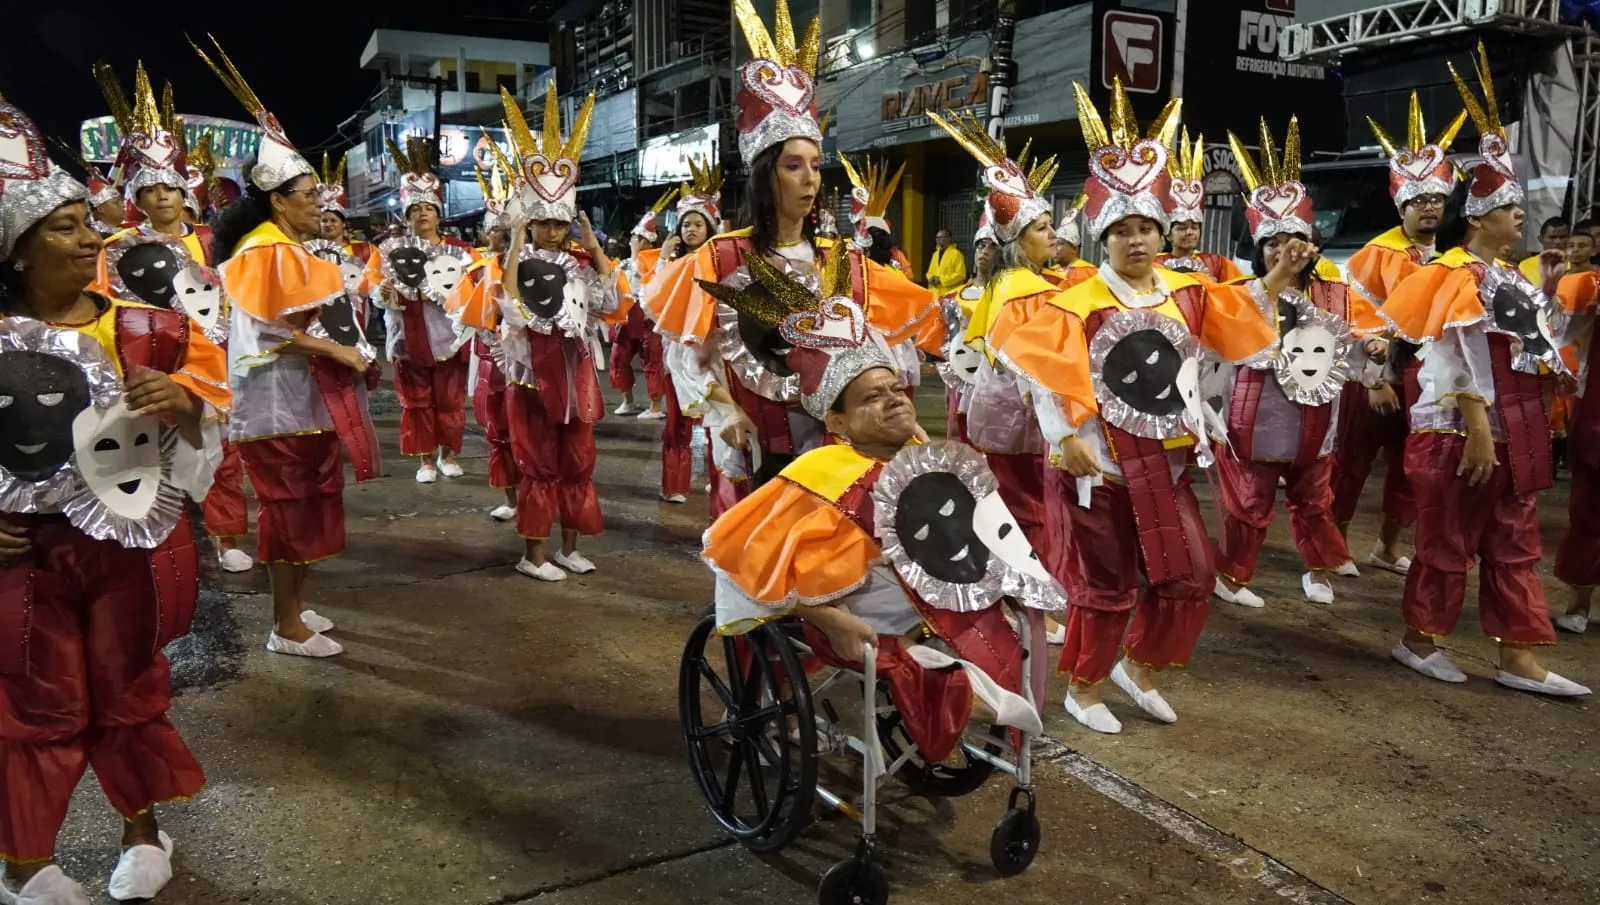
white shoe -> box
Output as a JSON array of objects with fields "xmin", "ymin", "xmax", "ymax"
[
  {"xmin": 266, "ymin": 631, "xmax": 343, "ymax": 658},
  {"xmin": 436, "ymin": 456, "xmax": 464, "ymax": 478},
  {"xmin": 1334, "ymin": 560, "xmax": 1360, "ymax": 578},
  {"xmin": 1302, "ymin": 572, "xmax": 1335, "ymax": 604},
  {"xmin": 1495, "ymin": 670, "xmax": 1592, "ymax": 697},
  {"xmin": 515, "ymin": 557, "xmax": 566, "ymax": 581},
  {"xmin": 552, "ymin": 550, "xmax": 596, "ymax": 574},
  {"xmin": 1555, "ymin": 613, "xmax": 1589, "ymax": 634},
  {"xmin": 1213, "ymin": 577, "xmax": 1265, "ymax": 608},
  {"xmin": 614, "ymin": 401, "xmax": 642, "ymax": 416},
  {"xmin": 1045, "ymin": 622, "xmax": 1065, "ymax": 645},
  {"xmin": 489, "ymin": 504, "xmax": 517, "ymax": 522},
  {"xmin": 0, "ymin": 865, "xmax": 92, "ymax": 905},
  {"xmin": 1063, "ymin": 692, "xmax": 1122, "ymax": 734},
  {"xmin": 660, "ymin": 493, "xmax": 687, "ymax": 504},
  {"xmin": 218, "ymin": 547, "xmax": 254, "ymax": 572},
  {"xmin": 1367, "ymin": 552, "xmax": 1412, "ymax": 576},
  {"xmin": 415, "ymin": 463, "xmax": 438, "ymax": 484},
  {"xmin": 107, "ymin": 831, "xmax": 173, "ymax": 901},
  {"xmin": 1391, "ymin": 642, "xmax": 1468, "ymax": 683},
  {"xmin": 638, "ymin": 408, "xmax": 666, "ymax": 420},
  {"xmin": 300, "ymin": 610, "xmax": 335, "ymax": 633},
  {"xmin": 1111, "ymin": 661, "xmax": 1177, "ymax": 723}
]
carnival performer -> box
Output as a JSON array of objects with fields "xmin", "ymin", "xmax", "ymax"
[
  {"xmin": 1155, "ymin": 129, "xmax": 1243, "ymax": 283},
  {"xmin": 643, "ymin": 157, "xmax": 723, "ymax": 504},
  {"xmin": 196, "ymin": 35, "xmax": 383, "ymax": 658},
  {"xmin": 926, "ymin": 111, "xmax": 1070, "ymax": 638},
  {"xmin": 648, "ymin": 0, "xmax": 935, "ymax": 517},
  {"xmin": 1554, "ymin": 252, "xmax": 1600, "ymax": 633},
  {"xmin": 988, "ymin": 81, "xmax": 1282, "ymax": 734},
  {"xmin": 1044, "ymin": 195, "xmax": 1097, "ymax": 289},
  {"xmin": 1378, "ymin": 45, "xmax": 1588, "ymax": 697},
  {"xmin": 447, "ymin": 165, "xmax": 520, "ymax": 522},
  {"xmin": 843, "ymin": 155, "xmax": 929, "ymax": 398},
  {"xmin": 367, "ymin": 136, "xmax": 475, "ymax": 484},
  {"xmin": 317, "ymin": 153, "xmax": 372, "ymax": 263},
  {"xmin": 925, "ymin": 227, "xmax": 968, "ymax": 293},
  {"xmin": 816, "ymin": 187, "xmax": 840, "ymax": 241},
  {"xmin": 0, "ymin": 94, "xmax": 229, "ymax": 903},
  {"xmin": 937, "ymin": 212, "xmax": 997, "ymax": 440},
  {"xmin": 611, "ymin": 187, "xmax": 677, "ymax": 419},
  {"xmin": 1211, "ymin": 118, "xmax": 1384, "ymax": 609},
  {"xmin": 702, "ymin": 253, "xmax": 1052, "ymax": 757},
  {"xmin": 494, "ymin": 84, "xmax": 619, "ymax": 581},
  {"xmin": 1328, "ymin": 93, "xmax": 1464, "ymax": 578},
  {"xmin": 87, "ymin": 166, "xmax": 125, "ymax": 236}
]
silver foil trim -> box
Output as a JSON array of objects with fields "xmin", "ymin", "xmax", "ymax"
[
  {"xmin": 58, "ymin": 422, "xmax": 185, "ymax": 550},
  {"xmin": 1464, "ymin": 178, "xmax": 1525, "ymax": 218},
  {"xmin": 378, "ymin": 235, "xmax": 471, "ymax": 307},
  {"xmin": 993, "ymin": 195, "xmax": 1052, "ymax": 246},
  {"xmin": 508, "ymin": 246, "xmax": 594, "ymax": 340},
  {"xmin": 713, "ymin": 302, "xmax": 801, "ymax": 402},
  {"xmin": 121, "ymin": 165, "xmax": 189, "ymax": 205},
  {"xmin": 100, "ymin": 230, "xmax": 195, "ymax": 297},
  {"xmin": 873, "ymin": 441, "xmax": 1068, "ymax": 613},
  {"xmin": 1, "ymin": 168, "xmax": 87, "ymax": 260},
  {"xmin": 738, "ymin": 110, "xmax": 822, "ymax": 169},
  {"xmin": 1477, "ymin": 261, "xmax": 1570, "ymax": 377},
  {"xmin": 1088, "ymin": 307, "xmax": 1200, "ymax": 441},
  {"xmin": 1268, "ymin": 288, "xmax": 1356, "ymax": 407},
  {"xmin": 1087, "ymin": 194, "xmax": 1170, "ymax": 244},
  {"xmin": 1392, "ymin": 176, "xmax": 1454, "ymax": 210},
  {"xmin": 799, "ymin": 335, "xmax": 897, "ymax": 422},
  {"xmin": 1250, "ymin": 216, "xmax": 1314, "ymax": 244}
]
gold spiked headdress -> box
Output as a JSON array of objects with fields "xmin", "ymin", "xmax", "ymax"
[
  {"xmin": 498, "ymin": 81, "xmax": 596, "ymax": 223},
  {"xmin": 1367, "ymin": 91, "xmax": 1465, "ymax": 209},
  {"xmin": 734, "ymin": 0, "xmax": 822, "ymax": 166},
  {"xmin": 1056, "ymin": 193, "xmax": 1088, "ymax": 248},
  {"xmin": 1165, "ymin": 127, "xmax": 1206, "ymax": 226},
  {"xmin": 1449, "ymin": 41, "xmax": 1521, "ymax": 217},
  {"xmin": 1074, "ymin": 78, "xmax": 1181, "ymax": 241},
  {"xmin": 385, "ymin": 135, "xmax": 442, "ymax": 214},
  {"xmin": 677, "ymin": 154, "xmax": 724, "ymax": 227},
  {"xmin": 184, "ymin": 130, "xmax": 217, "ymax": 215},
  {"xmin": 93, "ymin": 61, "xmax": 187, "ymax": 204},
  {"xmin": 630, "ymin": 186, "xmax": 680, "ymax": 242},
  {"xmin": 927, "ymin": 109, "xmax": 1057, "ymax": 244},
  {"xmin": 840, "ymin": 155, "xmax": 906, "ymax": 241},
  {"xmin": 316, "ymin": 151, "xmax": 350, "ymax": 216},
  {"xmin": 1227, "ymin": 116, "xmax": 1314, "ymax": 243},
  {"xmin": 475, "ymin": 160, "xmax": 512, "ymax": 229},
  {"xmin": 190, "ymin": 34, "xmax": 314, "ymax": 191},
  {"xmin": 48, "ymin": 135, "xmax": 120, "ymax": 209}
]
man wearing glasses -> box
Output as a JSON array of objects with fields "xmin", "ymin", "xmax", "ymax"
[
  {"xmin": 925, "ymin": 228, "xmax": 967, "ymax": 292},
  {"xmin": 1327, "ymin": 98, "xmax": 1457, "ymax": 579}
]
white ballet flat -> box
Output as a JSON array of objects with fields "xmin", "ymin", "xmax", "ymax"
[
  {"xmin": 1063, "ymin": 693, "xmax": 1122, "ymax": 734},
  {"xmin": 1495, "ymin": 670, "xmax": 1592, "ymax": 697},
  {"xmin": 1111, "ymin": 661, "xmax": 1177, "ymax": 723},
  {"xmin": 0, "ymin": 865, "xmax": 91, "ymax": 905},
  {"xmin": 107, "ymin": 831, "xmax": 173, "ymax": 901},
  {"xmin": 1391, "ymin": 643, "xmax": 1467, "ymax": 683},
  {"xmin": 1213, "ymin": 577, "xmax": 1265, "ymax": 608}
]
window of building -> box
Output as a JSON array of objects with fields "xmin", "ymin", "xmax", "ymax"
[
  {"xmin": 465, "ymin": 70, "xmax": 482, "ymax": 93},
  {"xmin": 497, "ymin": 73, "xmax": 518, "ymax": 95}
]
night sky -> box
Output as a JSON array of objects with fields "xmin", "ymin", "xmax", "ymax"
[{"xmin": 2, "ymin": 3, "xmax": 548, "ymax": 166}]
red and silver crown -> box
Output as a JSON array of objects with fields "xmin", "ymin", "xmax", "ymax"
[
  {"xmin": 191, "ymin": 36, "xmax": 314, "ymax": 192},
  {"xmin": 317, "ymin": 151, "xmax": 350, "ymax": 217},
  {"xmin": 1057, "ymin": 194, "xmax": 1086, "ymax": 248},
  {"xmin": 841, "ymin": 154, "xmax": 904, "ymax": 243},
  {"xmin": 676, "ymin": 154, "xmax": 723, "ymax": 228},
  {"xmin": 973, "ymin": 207, "xmax": 995, "ymax": 245},
  {"xmin": 474, "ymin": 161, "xmax": 511, "ymax": 230},
  {"xmin": 0, "ymin": 96, "xmax": 88, "ymax": 259},
  {"xmin": 499, "ymin": 81, "xmax": 594, "ymax": 224},
  {"xmin": 929, "ymin": 112, "xmax": 1057, "ymax": 245},
  {"xmin": 1450, "ymin": 42, "xmax": 1522, "ymax": 217},
  {"xmin": 1076, "ymin": 79, "xmax": 1181, "ymax": 242},
  {"xmin": 86, "ymin": 164, "xmax": 120, "ymax": 208},
  {"xmin": 734, "ymin": 0, "xmax": 823, "ymax": 167},
  {"xmin": 632, "ymin": 186, "xmax": 679, "ymax": 243},
  {"xmin": 1368, "ymin": 91, "xmax": 1464, "ymax": 210},
  {"xmin": 93, "ymin": 62, "xmax": 188, "ymax": 204},
  {"xmin": 1166, "ymin": 127, "xmax": 1206, "ymax": 225},
  {"xmin": 388, "ymin": 136, "xmax": 442, "ymax": 214},
  {"xmin": 1229, "ymin": 116, "xmax": 1314, "ymax": 243}
]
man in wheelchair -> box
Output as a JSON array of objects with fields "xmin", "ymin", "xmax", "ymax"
[{"xmin": 698, "ymin": 250, "xmax": 1065, "ymax": 763}]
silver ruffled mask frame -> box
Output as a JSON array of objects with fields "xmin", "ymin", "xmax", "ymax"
[
  {"xmin": 1088, "ymin": 307, "xmax": 1202, "ymax": 442},
  {"xmin": 1477, "ymin": 261, "xmax": 1570, "ymax": 377},
  {"xmin": 1261, "ymin": 285, "xmax": 1356, "ymax": 407},
  {"xmin": 378, "ymin": 235, "xmax": 471, "ymax": 307},
  {"xmin": 873, "ymin": 441, "xmax": 1068, "ymax": 614},
  {"xmin": 710, "ymin": 257, "xmax": 824, "ymax": 403},
  {"xmin": 506, "ymin": 245, "xmax": 593, "ymax": 341}
]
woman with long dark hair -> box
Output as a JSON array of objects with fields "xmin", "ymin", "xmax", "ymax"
[
  {"xmin": 196, "ymin": 36, "xmax": 379, "ymax": 659},
  {"xmin": 987, "ymin": 81, "xmax": 1284, "ymax": 734},
  {"xmin": 1210, "ymin": 118, "xmax": 1385, "ymax": 610},
  {"xmin": 0, "ymin": 95, "xmax": 228, "ymax": 903},
  {"xmin": 1378, "ymin": 45, "xmax": 1588, "ymax": 697},
  {"xmin": 650, "ymin": 0, "xmax": 933, "ymax": 517}
]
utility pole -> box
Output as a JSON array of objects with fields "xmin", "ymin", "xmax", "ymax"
[
  {"xmin": 386, "ymin": 73, "xmax": 452, "ymax": 168},
  {"xmin": 984, "ymin": 0, "xmax": 1017, "ymax": 146}
]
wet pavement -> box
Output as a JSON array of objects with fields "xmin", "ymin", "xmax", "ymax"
[{"xmin": 48, "ymin": 377, "xmax": 1598, "ymax": 905}]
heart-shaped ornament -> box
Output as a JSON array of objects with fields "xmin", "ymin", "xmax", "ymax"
[
  {"xmin": 0, "ymin": 101, "xmax": 49, "ymax": 180},
  {"xmin": 1251, "ymin": 181, "xmax": 1306, "ymax": 219},
  {"xmin": 1170, "ymin": 178, "xmax": 1204, "ymax": 212},
  {"xmin": 984, "ymin": 162, "xmax": 1032, "ymax": 202},
  {"xmin": 522, "ymin": 153, "xmax": 578, "ymax": 204},
  {"xmin": 779, "ymin": 296, "xmax": 867, "ymax": 350},
  {"xmin": 741, "ymin": 59, "xmax": 814, "ymax": 115},
  {"xmin": 1478, "ymin": 133, "xmax": 1517, "ymax": 179},
  {"xmin": 1091, "ymin": 138, "xmax": 1167, "ymax": 195},
  {"xmin": 130, "ymin": 132, "xmax": 179, "ymax": 168},
  {"xmin": 1392, "ymin": 145, "xmax": 1444, "ymax": 181}
]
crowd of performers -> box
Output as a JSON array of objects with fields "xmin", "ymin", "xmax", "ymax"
[{"xmin": 1, "ymin": 0, "xmax": 1597, "ymax": 893}]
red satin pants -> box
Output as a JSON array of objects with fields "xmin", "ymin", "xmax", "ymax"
[
  {"xmin": 1401, "ymin": 433, "xmax": 1555, "ymax": 644},
  {"xmin": 394, "ymin": 346, "xmax": 468, "ymax": 457},
  {"xmin": 1556, "ymin": 460, "xmax": 1600, "ymax": 587},
  {"xmin": 1329, "ymin": 382, "xmax": 1416, "ymax": 526},
  {"xmin": 200, "ymin": 440, "xmax": 249, "ymax": 538},
  {"xmin": 1057, "ymin": 478, "xmax": 1213, "ymax": 684},
  {"xmin": 507, "ymin": 384, "xmax": 603, "ymax": 539},
  {"xmin": 236, "ymin": 433, "xmax": 346, "ymax": 564},
  {"xmin": 0, "ymin": 519, "xmax": 204, "ymax": 862},
  {"xmin": 472, "ymin": 339, "xmax": 521, "ymax": 490},
  {"xmin": 1216, "ymin": 453, "xmax": 1351, "ymax": 583},
  {"xmin": 610, "ymin": 326, "xmax": 667, "ymax": 399},
  {"xmin": 661, "ymin": 384, "xmax": 696, "ymax": 499}
]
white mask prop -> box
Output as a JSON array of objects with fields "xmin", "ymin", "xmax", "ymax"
[
  {"xmin": 426, "ymin": 253, "xmax": 465, "ymax": 299},
  {"xmin": 1270, "ymin": 293, "xmax": 1354, "ymax": 406},
  {"xmin": 171, "ymin": 265, "xmax": 223, "ymax": 335},
  {"xmin": 71, "ymin": 402, "xmax": 162, "ymax": 520}
]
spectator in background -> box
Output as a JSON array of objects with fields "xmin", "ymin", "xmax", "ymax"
[
  {"xmin": 1571, "ymin": 220, "xmax": 1597, "ymax": 273},
  {"xmin": 1522, "ymin": 215, "xmax": 1571, "ymax": 282},
  {"xmin": 925, "ymin": 228, "xmax": 967, "ymax": 291}
]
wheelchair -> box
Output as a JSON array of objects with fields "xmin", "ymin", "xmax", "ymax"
[{"xmin": 678, "ymin": 603, "xmax": 1043, "ymax": 905}]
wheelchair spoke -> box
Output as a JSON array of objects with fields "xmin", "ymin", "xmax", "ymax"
[
  {"xmin": 691, "ymin": 718, "xmax": 734, "ymax": 743},
  {"xmin": 721, "ymin": 636, "xmax": 749, "ymax": 703},
  {"xmin": 721, "ymin": 740, "xmax": 745, "ymax": 808},
  {"xmin": 741, "ymin": 741, "xmax": 770, "ymax": 819},
  {"xmin": 698, "ymin": 661, "xmax": 739, "ymax": 713}
]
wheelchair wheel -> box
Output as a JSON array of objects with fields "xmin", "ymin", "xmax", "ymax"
[
  {"xmin": 876, "ymin": 710, "xmax": 997, "ymax": 798},
  {"xmin": 817, "ymin": 855, "xmax": 889, "ymax": 905},
  {"xmin": 989, "ymin": 806, "xmax": 1040, "ymax": 876},
  {"xmin": 679, "ymin": 606, "xmax": 817, "ymax": 853}
]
